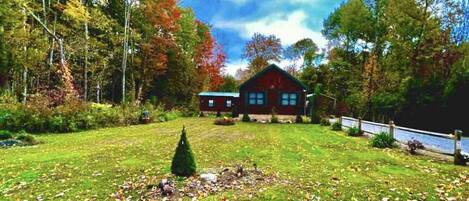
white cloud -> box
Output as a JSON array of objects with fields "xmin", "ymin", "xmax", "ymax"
[
  {"xmin": 224, "ymin": 59, "xmax": 248, "ymax": 76},
  {"xmin": 224, "ymin": 58, "xmax": 304, "ymax": 76},
  {"xmin": 214, "ymin": 10, "xmax": 328, "ymax": 48}
]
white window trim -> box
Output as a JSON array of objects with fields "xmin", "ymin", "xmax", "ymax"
[{"xmin": 208, "ymin": 99, "xmax": 214, "ymax": 107}]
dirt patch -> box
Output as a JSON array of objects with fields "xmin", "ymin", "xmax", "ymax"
[{"xmin": 113, "ymin": 165, "xmax": 279, "ymax": 200}]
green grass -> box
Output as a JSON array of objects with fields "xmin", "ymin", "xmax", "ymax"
[{"xmin": 0, "ymin": 118, "xmax": 468, "ymax": 200}]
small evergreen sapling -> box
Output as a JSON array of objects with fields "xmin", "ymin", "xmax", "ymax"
[{"xmin": 171, "ymin": 126, "xmax": 196, "ymax": 177}]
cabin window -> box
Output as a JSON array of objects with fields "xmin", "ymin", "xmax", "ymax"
[
  {"xmin": 208, "ymin": 99, "xmax": 214, "ymax": 107},
  {"xmin": 281, "ymin": 93, "xmax": 297, "ymax": 106},
  {"xmin": 226, "ymin": 100, "xmax": 232, "ymax": 108},
  {"xmin": 248, "ymin": 92, "xmax": 265, "ymax": 105}
]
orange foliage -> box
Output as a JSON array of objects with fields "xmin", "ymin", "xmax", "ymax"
[
  {"xmin": 195, "ymin": 21, "xmax": 226, "ymax": 90},
  {"xmin": 143, "ymin": 0, "xmax": 181, "ymax": 75}
]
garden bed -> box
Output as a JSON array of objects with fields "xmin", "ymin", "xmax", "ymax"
[{"xmin": 113, "ymin": 165, "xmax": 280, "ymax": 200}]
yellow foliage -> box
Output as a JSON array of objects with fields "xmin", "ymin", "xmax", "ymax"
[{"xmin": 64, "ymin": 0, "xmax": 90, "ymax": 23}]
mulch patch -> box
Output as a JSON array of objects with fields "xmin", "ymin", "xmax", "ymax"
[{"xmin": 113, "ymin": 165, "xmax": 280, "ymax": 200}]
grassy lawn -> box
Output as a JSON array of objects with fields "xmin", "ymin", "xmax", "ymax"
[{"xmin": 1, "ymin": 118, "xmax": 468, "ymax": 200}]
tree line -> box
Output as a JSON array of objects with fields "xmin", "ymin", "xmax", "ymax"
[
  {"xmin": 1, "ymin": 0, "xmax": 468, "ymax": 133},
  {"xmin": 0, "ymin": 0, "xmax": 225, "ymax": 109}
]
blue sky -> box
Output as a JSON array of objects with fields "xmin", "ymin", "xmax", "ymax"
[{"xmin": 180, "ymin": 0, "xmax": 345, "ymax": 75}]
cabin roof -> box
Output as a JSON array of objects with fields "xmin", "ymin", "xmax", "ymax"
[
  {"xmin": 238, "ymin": 64, "xmax": 308, "ymax": 90},
  {"xmin": 198, "ymin": 92, "xmax": 240, "ymax": 97}
]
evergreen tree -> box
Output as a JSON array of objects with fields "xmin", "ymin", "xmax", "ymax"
[{"xmin": 171, "ymin": 126, "xmax": 196, "ymax": 177}]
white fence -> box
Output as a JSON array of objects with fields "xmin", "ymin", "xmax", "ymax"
[{"xmin": 340, "ymin": 116, "xmax": 468, "ymax": 155}]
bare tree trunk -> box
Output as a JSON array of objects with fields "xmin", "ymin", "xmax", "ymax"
[
  {"xmin": 121, "ymin": 1, "xmax": 131, "ymax": 104},
  {"xmin": 96, "ymin": 81, "xmax": 100, "ymax": 103},
  {"xmin": 42, "ymin": 0, "xmax": 47, "ymax": 25},
  {"xmin": 11, "ymin": 70, "xmax": 16, "ymax": 96},
  {"xmin": 22, "ymin": 8, "xmax": 28, "ymax": 104},
  {"xmin": 84, "ymin": 21, "xmax": 89, "ymax": 101},
  {"xmin": 82, "ymin": 0, "xmax": 89, "ymax": 101},
  {"xmin": 22, "ymin": 67, "xmax": 28, "ymax": 104},
  {"xmin": 49, "ymin": 14, "xmax": 56, "ymax": 67}
]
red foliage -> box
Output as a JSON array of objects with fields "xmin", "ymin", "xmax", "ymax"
[
  {"xmin": 243, "ymin": 33, "xmax": 282, "ymax": 62},
  {"xmin": 143, "ymin": 0, "xmax": 181, "ymax": 75},
  {"xmin": 145, "ymin": 0, "xmax": 181, "ymax": 33},
  {"xmin": 195, "ymin": 22, "xmax": 226, "ymax": 90}
]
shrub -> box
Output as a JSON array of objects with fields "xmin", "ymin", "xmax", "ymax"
[
  {"xmin": 199, "ymin": 112, "xmax": 205, "ymax": 117},
  {"xmin": 0, "ymin": 101, "xmax": 178, "ymax": 133},
  {"xmin": 242, "ymin": 113, "xmax": 250, "ymax": 122},
  {"xmin": 331, "ymin": 122, "xmax": 342, "ymax": 131},
  {"xmin": 163, "ymin": 110, "xmax": 179, "ymax": 122},
  {"xmin": 347, "ymin": 127, "xmax": 362, "ymax": 136},
  {"xmin": 0, "ymin": 91, "xmax": 17, "ymax": 104},
  {"xmin": 214, "ymin": 117, "xmax": 236, "ymax": 126},
  {"xmin": 295, "ymin": 115, "xmax": 303, "ymax": 123},
  {"xmin": 48, "ymin": 115, "xmax": 66, "ymax": 132},
  {"xmin": 216, "ymin": 111, "xmax": 222, "ymax": 117},
  {"xmin": 370, "ymin": 132, "xmax": 395, "ymax": 148},
  {"xmin": 0, "ymin": 130, "xmax": 13, "ymax": 140},
  {"xmin": 320, "ymin": 118, "xmax": 331, "ymax": 126},
  {"xmin": 16, "ymin": 134, "xmax": 38, "ymax": 145},
  {"xmin": 270, "ymin": 108, "xmax": 279, "ymax": 123},
  {"xmin": 407, "ymin": 140, "xmax": 424, "ymax": 154},
  {"xmin": 231, "ymin": 108, "xmax": 239, "ymax": 118},
  {"xmin": 310, "ymin": 114, "xmax": 321, "ymax": 124},
  {"xmin": 171, "ymin": 127, "xmax": 196, "ymax": 177}
]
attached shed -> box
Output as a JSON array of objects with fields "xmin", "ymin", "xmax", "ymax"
[{"xmin": 198, "ymin": 92, "xmax": 239, "ymax": 113}]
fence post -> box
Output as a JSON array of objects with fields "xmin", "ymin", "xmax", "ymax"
[
  {"xmin": 358, "ymin": 117, "xmax": 362, "ymax": 133},
  {"xmin": 338, "ymin": 116, "xmax": 342, "ymax": 125},
  {"xmin": 389, "ymin": 121, "xmax": 395, "ymax": 139},
  {"xmin": 454, "ymin": 129, "xmax": 466, "ymax": 166}
]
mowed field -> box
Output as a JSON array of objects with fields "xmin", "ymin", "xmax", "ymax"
[{"xmin": 1, "ymin": 118, "xmax": 468, "ymax": 200}]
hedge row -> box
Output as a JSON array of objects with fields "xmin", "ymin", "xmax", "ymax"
[{"xmin": 0, "ymin": 102, "xmax": 180, "ymax": 133}]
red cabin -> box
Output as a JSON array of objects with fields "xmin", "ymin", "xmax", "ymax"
[
  {"xmin": 198, "ymin": 92, "xmax": 239, "ymax": 112},
  {"xmin": 198, "ymin": 64, "xmax": 308, "ymax": 115},
  {"xmin": 239, "ymin": 64, "xmax": 307, "ymax": 115}
]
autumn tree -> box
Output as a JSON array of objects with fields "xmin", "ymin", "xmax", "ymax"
[
  {"xmin": 285, "ymin": 38, "xmax": 319, "ymax": 68},
  {"xmin": 194, "ymin": 21, "xmax": 226, "ymax": 91},
  {"xmin": 137, "ymin": 0, "xmax": 180, "ymax": 101},
  {"xmin": 243, "ymin": 33, "xmax": 282, "ymax": 76}
]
